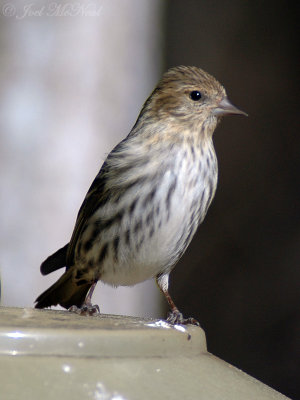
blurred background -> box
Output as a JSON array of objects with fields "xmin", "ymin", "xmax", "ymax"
[{"xmin": 0, "ymin": 0, "xmax": 298, "ymax": 398}]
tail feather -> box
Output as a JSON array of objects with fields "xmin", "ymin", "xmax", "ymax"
[
  {"xmin": 40, "ymin": 244, "xmax": 69, "ymax": 275},
  {"xmin": 35, "ymin": 268, "xmax": 92, "ymax": 309}
]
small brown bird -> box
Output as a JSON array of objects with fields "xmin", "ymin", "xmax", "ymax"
[{"xmin": 35, "ymin": 66, "xmax": 247, "ymax": 325}]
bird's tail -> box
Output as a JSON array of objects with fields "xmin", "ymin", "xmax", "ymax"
[
  {"xmin": 35, "ymin": 268, "xmax": 92, "ymax": 309},
  {"xmin": 40, "ymin": 244, "xmax": 69, "ymax": 275}
]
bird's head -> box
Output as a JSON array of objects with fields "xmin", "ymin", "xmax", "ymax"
[{"xmin": 135, "ymin": 66, "xmax": 247, "ymax": 139}]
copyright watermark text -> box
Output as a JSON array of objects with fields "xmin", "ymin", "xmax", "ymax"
[{"xmin": 2, "ymin": 2, "xmax": 103, "ymax": 18}]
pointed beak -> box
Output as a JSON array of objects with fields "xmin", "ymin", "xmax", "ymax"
[{"xmin": 213, "ymin": 97, "xmax": 248, "ymax": 117}]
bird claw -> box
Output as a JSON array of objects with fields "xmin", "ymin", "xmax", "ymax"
[
  {"xmin": 166, "ymin": 310, "xmax": 200, "ymax": 326},
  {"xmin": 68, "ymin": 304, "xmax": 100, "ymax": 316}
]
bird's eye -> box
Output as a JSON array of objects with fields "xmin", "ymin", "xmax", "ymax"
[{"xmin": 190, "ymin": 90, "xmax": 202, "ymax": 101}]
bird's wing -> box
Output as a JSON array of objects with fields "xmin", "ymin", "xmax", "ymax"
[
  {"xmin": 66, "ymin": 135, "xmax": 145, "ymax": 267},
  {"xmin": 40, "ymin": 244, "xmax": 69, "ymax": 275},
  {"xmin": 66, "ymin": 162, "xmax": 110, "ymax": 267}
]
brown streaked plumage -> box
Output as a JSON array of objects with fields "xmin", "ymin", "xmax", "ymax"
[{"xmin": 35, "ymin": 66, "xmax": 247, "ymax": 325}]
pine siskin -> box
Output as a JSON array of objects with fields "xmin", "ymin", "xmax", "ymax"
[{"xmin": 35, "ymin": 66, "xmax": 247, "ymax": 325}]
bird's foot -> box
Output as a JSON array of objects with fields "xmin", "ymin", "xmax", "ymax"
[
  {"xmin": 166, "ymin": 310, "xmax": 200, "ymax": 326},
  {"xmin": 68, "ymin": 303, "xmax": 100, "ymax": 316}
]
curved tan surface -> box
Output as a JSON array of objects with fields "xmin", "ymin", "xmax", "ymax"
[{"xmin": 0, "ymin": 307, "xmax": 289, "ymax": 400}]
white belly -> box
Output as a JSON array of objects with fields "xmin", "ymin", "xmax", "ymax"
[{"xmin": 101, "ymin": 167, "xmax": 216, "ymax": 286}]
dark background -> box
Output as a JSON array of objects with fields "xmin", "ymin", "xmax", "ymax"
[{"xmin": 163, "ymin": 1, "xmax": 299, "ymax": 398}]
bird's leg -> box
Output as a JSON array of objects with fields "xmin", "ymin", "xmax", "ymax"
[
  {"xmin": 68, "ymin": 282, "xmax": 100, "ymax": 316},
  {"xmin": 156, "ymin": 274, "xmax": 200, "ymax": 326}
]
